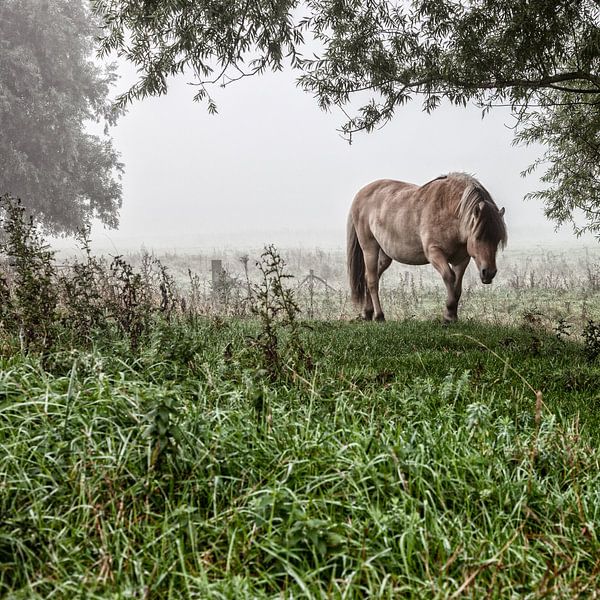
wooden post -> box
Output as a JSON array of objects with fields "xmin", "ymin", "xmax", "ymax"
[
  {"xmin": 211, "ymin": 260, "xmax": 223, "ymax": 288},
  {"xmin": 211, "ymin": 260, "xmax": 224, "ymax": 306}
]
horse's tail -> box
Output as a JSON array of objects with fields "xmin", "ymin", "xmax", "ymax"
[{"xmin": 347, "ymin": 212, "xmax": 365, "ymax": 305}]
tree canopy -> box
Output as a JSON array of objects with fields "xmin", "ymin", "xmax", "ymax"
[
  {"xmin": 94, "ymin": 0, "xmax": 600, "ymax": 237},
  {"xmin": 0, "ymin": 0, "xmax": 122, "ymax": 234}
]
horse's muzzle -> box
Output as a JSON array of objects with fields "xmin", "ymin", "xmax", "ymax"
[{"xmin": 480, "ymin": 268, "xmax": 496, "ymax": 284}]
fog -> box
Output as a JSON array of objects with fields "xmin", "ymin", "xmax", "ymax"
[{"xmin": 75, "ymin": 63, "xmax": 595, "ymax": 253}]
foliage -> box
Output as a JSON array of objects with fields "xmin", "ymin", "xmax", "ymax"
[
  {"xmin": 250, "ymin": 244, "xmax": 306, "ymax": 377},
  {"xmin": 146, "ymin": 390, "xmax": 183, "ymax": 470},
  {"xmin": 583, "ymin": 319, "xmax": 600, "ymax": 361},
  {"xmin": 0, "ymin": 203, "xmax": 178, "ymax": 352},
  {"xmin": 139, "ymin": 250, "xmax": 178, "ymax": 320},
  {"xmin": 94, "ymin": 0, "xmax": 600, "ymax": 236},
  {"xmin": 93, "ymin": 0, "xmax": 303, "ymax": 111},
  {"xmin": 0, "ymin": 209, "xmax": 598, "ymax": 595},
  {"xmin": 517, "ymin": 92, "xmax": 600, "ymax": 237},
  {"xmin": 107, "ymin": 255, "xmax": 152, "ymax": 351},
  {"xmin": 0, "ymin": 194, "xmax": 57, "ymax": 352},
  {"xmin": 554, "ymin": 317, "xmax": 572, "ymax": 341},
  {"xmin": 57, "ymin": 228, "xmax": 108, "ymax": 343},
  {"xmin": 211, "ymin": 265, "xmax": 247, "ymax": 316},
  {"xmin": 0, "ymin": 0, "xmax": 123, "ymax": 234}
]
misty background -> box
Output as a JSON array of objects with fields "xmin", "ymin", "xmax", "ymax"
[{"xmin": 54, "ymin": 62, "xmax": 595, "ymax": 253}]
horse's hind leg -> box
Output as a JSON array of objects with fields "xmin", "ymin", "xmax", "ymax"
[
  {"xmin": 363, "ymin": 244, "xmax": 386, "ymax": 321},
  {"xmin": 355, "ymin": 246, "xmax": 381, "ymax": 321},
  {"xmin": 363, "ymin": 252, "xmax": 392, "ymax": 320},
  {"xmin": 362, "ymin": 290, "xmax": 374, "ymax": 321}
]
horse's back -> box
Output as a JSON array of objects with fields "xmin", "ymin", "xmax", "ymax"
[
  {"xmin": 350, "ymin": 178, "xmax": 420, "ymax": 224},
  {"xmin": 352, "ymin": 179, "xmax": 417, "ymax": 207},
  {"xmin": 350, "ymin": 179, "xmax": 429, "ymax": 264}
]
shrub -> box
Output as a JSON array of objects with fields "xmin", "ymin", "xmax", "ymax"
[{"xmin": 0, "ymin": 195, "xmax": 57, "ymax": 352}]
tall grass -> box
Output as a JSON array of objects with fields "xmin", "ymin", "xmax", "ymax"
[
  {"xmin": 2, "ymin": 319, "xmax": 600, "ymax": 597},
  {"xmin": 105, "ymin": 243, "xmax": 600, "ymax": 330}
]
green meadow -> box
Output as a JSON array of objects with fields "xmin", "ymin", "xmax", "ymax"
[
  {"xmin": 2, "ymin": 313, "xmax": 600, "ymax": 598},
  {"xmin": 1, "ymin": 214, "xmax": 599, "ymax": 597}
]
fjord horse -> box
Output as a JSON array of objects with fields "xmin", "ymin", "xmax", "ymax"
[{"xmin": 347, "ymin": 173, "xmax": 507, "ymax": 322}]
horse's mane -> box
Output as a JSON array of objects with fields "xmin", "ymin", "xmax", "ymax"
[{"xmin": 450, "ymin": 173, "xmax": 507, "ymax": 248}]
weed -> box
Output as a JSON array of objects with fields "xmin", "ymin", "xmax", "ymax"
[
  {"xmin": 250, "ymin": 245, "xmax": 308, "ymax": 378},
  {"xmin": 583, "ymin": 320, "xmax": 600, "ymax": 361},
  {"xmin": 0, "ymin": 269, "xmax": 13, "ymax": 334},
  {"xmin": 146, "ymin": 390, "xmax": 183, "ymax": 469},
  {"xmin": 140, "ymin": 251, "xmax": 178, "ymax": 320},
  {"xmin": 212, "ymin": 265, "xmax": 246, "ymax": 316},
  {"xmin": 554, "ymin": 317, "xmax": 572, "ymax": 341},
  {"xmin": 239, "ymin": 253, "xmax": 253, "ymax": 299},
  {"xmin": 58, "ymin": 227, "xmax": 108, "ymax": 344},
  {"xmin": 108, "ymin": 254, "xmax": 151, "ymax": 351},
  {"xmin": 184, "ymin": 267, "xmax": 204, "ymax": 320}
]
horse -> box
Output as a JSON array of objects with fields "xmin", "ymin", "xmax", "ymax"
[{"xmin": 347, "ymin": 173, "xmax": 507, "ymax": 323}]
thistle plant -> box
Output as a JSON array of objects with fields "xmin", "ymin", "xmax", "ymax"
[{"xmin": 250, "ymin": 245, "xmax": 307, "ymax": 378}]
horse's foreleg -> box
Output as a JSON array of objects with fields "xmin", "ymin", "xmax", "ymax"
[
  {"xmin": 427, "ymin": 246, "xmax": 457, "ymax": 323},
  {"xmin": 449, "ymin": 258, "xmax": 470, "ymax": 321},
  {"xmin": 378, "ymin": 251, "xmax": 392, "ymax": 278},
  {"xmin": 364, "ymin": 245, "xmax": 385, "ymax": 321}
]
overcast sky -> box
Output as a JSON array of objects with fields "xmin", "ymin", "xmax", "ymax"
[{"xmin": 81, "ymin": 62, "xmax": 594, "ymax": 252}]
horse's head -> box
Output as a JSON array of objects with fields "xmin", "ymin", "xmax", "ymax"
[{"xmin": 466, "ymin": 202, "xmax": 506, "ymax": 284}]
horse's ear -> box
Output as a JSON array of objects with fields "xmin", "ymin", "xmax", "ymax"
[
  {"xmin": 499, "ymin": 207, "xmax": 505, "ymax": 217},
  {"xmin": 474, "ymin": 200, "xmax": 485, "ymax": 217}
]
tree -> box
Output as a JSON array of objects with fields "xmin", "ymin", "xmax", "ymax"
[
  {"xmin": 94, "ymin": 0, "xmax": 600, "ymax": 237},
  {"xmin": 0, "ymin": 0, "xmax": 123, "ymax": 234}
]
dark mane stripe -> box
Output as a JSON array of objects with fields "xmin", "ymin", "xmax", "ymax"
[{"xmin": 420, "ymin": 174, "xmax": 448, "ymax": 189}]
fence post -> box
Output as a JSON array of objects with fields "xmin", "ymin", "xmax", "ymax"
[
  {"xmin": 308, "ymin": 269, "xmax": 315, "ymax": 318},
  {"xmin": 211, "ymin": 260, "xmax": 224, "ymax": 306},
  {"xmin": 211, "ymin": 260, "xmax": 223, "ymax": 288}
]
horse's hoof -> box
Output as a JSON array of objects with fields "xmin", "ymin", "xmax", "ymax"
[
  {"xmin": 361, "ymin": 311, "xmax": 374, "ymax": 321},
  {"xmin": 374, "ymin": 313, "xmax": 386, "ymax": 322}
]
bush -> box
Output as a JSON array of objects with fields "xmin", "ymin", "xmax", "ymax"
[{"xmin": 0, "ymin": 195, "xmax": 57, "ymax": 352}]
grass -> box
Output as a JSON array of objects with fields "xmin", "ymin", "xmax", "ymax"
[
  {"xmin": 2, "ymin": 197, "xmax": 599, "ymax": 597},
  {"xmin": 2, "ymin": 317, "xmax": 600, "ymax": 598},
  {"xmin": 113, "ymin": 244, "xmax": 600, "ymax": 326}
]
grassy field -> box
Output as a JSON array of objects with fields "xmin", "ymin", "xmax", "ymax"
[
  {"xmin": 1, "ymin": 222, "xmax": 600, "ymax": 597},
  {"xmin": 117, "ymin": 243, "xmax": 600, "ymax": 327},
  {"xmin": 2, "ymin": 315, "xmax": 600, "ymax": 598}
]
